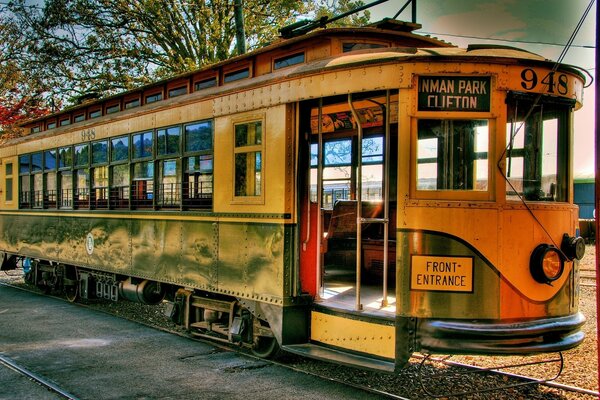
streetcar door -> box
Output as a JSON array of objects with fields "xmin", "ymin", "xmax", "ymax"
[{"xmin": 299, "ymin": 91, "xmax": 398, "ymax": 313}]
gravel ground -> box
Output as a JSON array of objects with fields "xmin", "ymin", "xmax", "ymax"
[{"xmin": 1, "ymin": 245, "xmax": 598, "ymax": 399}]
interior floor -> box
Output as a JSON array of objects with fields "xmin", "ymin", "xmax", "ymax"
[{"xmin": 320, "ymin": 263, "xmax": 396, "ymax": 316}]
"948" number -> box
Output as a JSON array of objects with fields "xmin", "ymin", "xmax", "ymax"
[{"xmin": 520, "ymin": 68, "xmax": 568, "ymax": 95}]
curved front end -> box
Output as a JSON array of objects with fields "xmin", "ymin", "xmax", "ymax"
[{"xmin": 416, "ymin": 313, "xmax": 585, "ymax": 355}]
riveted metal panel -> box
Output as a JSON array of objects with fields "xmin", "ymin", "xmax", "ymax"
[{"xmin": 179, "ymin": 219, "xmax": 217, "ymax": 290}]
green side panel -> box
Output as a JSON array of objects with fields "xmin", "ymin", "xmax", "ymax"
[
  {"xmin": 218, "ymin": 222, "xmax": 285, "ymax": 303},
  {"xmin": 180, "ymin": 220, "xmax": 217, "ymax": 290},
  {"xmin": 398, "ymin": 230, "xmax": 500, "ymax": 319}
]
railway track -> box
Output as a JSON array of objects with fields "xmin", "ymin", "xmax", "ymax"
[
  {"xmin": 580, "ymin": 266, "xmax": 597, "ymax": 287},
  {"xmin": 1, "ymin": 277, "xmax": 598, "ymax": 399},
  {"xmin": 0, "ymin": 354, "xmax": 79, "ymax": 400}
]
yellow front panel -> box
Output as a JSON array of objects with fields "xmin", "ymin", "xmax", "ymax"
[{"xmin": 310, "ymin": 311, "xmax": 395, "ymax": 359}]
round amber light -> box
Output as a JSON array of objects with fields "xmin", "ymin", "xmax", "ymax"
[{"xmin": 542, "ymin": 250, "xmax": 563, "ymax": 280}]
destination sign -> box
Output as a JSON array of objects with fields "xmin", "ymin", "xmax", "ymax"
[
  {"xmin": 418, "ymin": 76, "xmax": 491, "ymax": 112},
  {"xmin": 410, "ymin": 255, "xmax": 474, "ymax": 292}
]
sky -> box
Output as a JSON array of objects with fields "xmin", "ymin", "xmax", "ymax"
[{"xmin": 369, "ymin": 0, "xmax": 597, "ymax": 176}]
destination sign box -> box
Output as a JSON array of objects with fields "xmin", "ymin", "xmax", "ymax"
[
  {"xmin": 410, "ymin": 255, "xmax": 474, "ymax": 292},
  {"xmin": 418, "ymin": 76, "xmax": 491, "ymax": 112}
]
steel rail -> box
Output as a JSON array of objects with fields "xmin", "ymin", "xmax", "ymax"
[{"xmin": 0, "ymin": 354, "xmax": 80, "ymax": 400}]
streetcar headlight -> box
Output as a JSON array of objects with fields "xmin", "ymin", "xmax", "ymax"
[
  {"xmin": 561, "ymin": 234, "xmax": 586, "ymax": 261},
  {"xmin": 530, "ymin": 244, "xmax": 564, "ymax": 285}
]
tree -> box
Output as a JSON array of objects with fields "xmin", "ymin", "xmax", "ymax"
[
  {"xmin": 0, "ymin": 9, "xmax": 51, "ymax": 139},
  {"xmin": 313, "ymin": 0, "xmax": 370, "ymax": 27},
  {"xmin": 7, "ymin": 0, "xmax": 308, "ymax": 104}
]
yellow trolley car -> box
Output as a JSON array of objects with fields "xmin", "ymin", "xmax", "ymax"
[{"xmin": 0, "ymin": 18, "xmax": 586, "ymax": 371}]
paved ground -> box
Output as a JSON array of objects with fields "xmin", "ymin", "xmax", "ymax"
[{"xmin": 0, "ymin": 285, "xmax": 384, "ymax": 400}]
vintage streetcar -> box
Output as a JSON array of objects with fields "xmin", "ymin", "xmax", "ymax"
[{"xmin": 0, "ymin": 16, "xmax": 587, "ymax": 372}]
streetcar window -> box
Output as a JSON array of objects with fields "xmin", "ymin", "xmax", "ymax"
[
  {"xmin": 168, "ymin": 86, "xmax": 187, "ymax": 98},
  {"xmin": 44, "ymin": 150, "xmax": 57, "ymax": 171},
  {"xmin": 194, "ymin": 77, "xmax": 217, "ymax": 91},
  {"xmin": 74, "ymin": 114, "xmax": 85, "ymax": 123},
  {"xmin": 44, "ymin": 171, "xmax": 57, "ymax": 209},
  {"xmin": 417, "ymin": 120, "xmax": 489, "ymax": 191},
  {"xmin": 234, "ymin": 121, "xmax": 262, "ymax": 197},
  {"xmin": 158, "ymin": 159, "xmax": 180, "ymax": 208},
  {"xmin": 47, "ymin": 121, "xmax": 57, "ymax": 130},
  {"xmin": 106, "ymin": 104, "xmax": 120, "ymax": 114},
  {"xmin": 31, "ymin": 126, "xmax": 41, "ymax": 133},
  {"xmin": 183, "ymin": 155, "xmax": 212, "ymax": 209},
  {"xmin": 132, "ymin": 161, "xmax": 154, "ymax": 208},
  {"xmin": 60, "ymin": 118, "xmax": 71, "ymax": 127},
  {"xmin": 59, "ymin": 171, "xmax": 73, "ymax": 208},
  {"xmin": 145, "ymin": 93, "xmax": 162, "ymax": 104},
  {"xmin": 125, "ymin": 98, "xmax": 140, "ymax": 109},
  {"xmin": 75, "ymin": 169, "xmax": 90, "ymax": 209},
  {"xmin": 224, "ymin": 68, "xmax": 250, "ymax": 83},
  {"xmin": 32, "ymin": 173, "xmax": 43, "ymax": 208},
  {"xmin": 110, "ymin": 136, "xmax": 129, "ymax": 162},
  {"xmin": 93, "ymin": 166, "xmax": 109, "ymax": 209},
  {"xmin": 74, "ymin": 144, "xmax": 89, "ymax": 167},
  {"xmin": 132, "ymin": 131, "xmax": 153, "ymax": 159},
  {"xmin": 31, "ymin": 152, "xmax": 43, "ymax": 172},
  {"xmin": 274, "ymin": 52, "xmax": 305, "ymax": 70},
  {"xmin": 19, "ymin": 155, "xmax": 30, "ymax": 174},
  {"xmin": 5, "ymin": 163, "xmax": 13, "ymax": 202},
  {"xmin": 110, "ymin": 164, "xmax": 130, "ymax": 209},
  {"xmin": 342, "ymin": 42, "xmax": 386, "ymax": 52},
  {"xmin": 185, "ymin": 121, "xmax": 212, "ymax": 153},
  {"xmin": 89, "ymin": 109, "xmax": 102, "ymax": 119},
  {"xmin": 505, "ymin": 95, "xmax": 571, "ymax": 202},
  {"xmin": 92, "ymin": 140, "xmax": 108, "ymax": 165},
  {"xmin": 58, "ymin": 147, "xmax": 73, "ymax": 169},
  {"xmin": 19, "ymin": 175, "xmax": 30, "ymax": 208},
  {"xmin": 157, "ymin": 126, "xmax": 181, "ymax": 156}
]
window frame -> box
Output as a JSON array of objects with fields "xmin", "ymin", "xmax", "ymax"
[{"xmin": 232, "ymin": 116, "xmax": 265, "ymax": 204}]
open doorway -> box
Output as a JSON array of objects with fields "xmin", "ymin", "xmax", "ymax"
[{"xmin": 299, "ymin": 90, "xmax": 398, "ymax": 315}]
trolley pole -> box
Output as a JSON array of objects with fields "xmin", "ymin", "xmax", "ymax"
[{"xmin": 595, "ymin": 0, "xmax": 599, "ymax": 394}]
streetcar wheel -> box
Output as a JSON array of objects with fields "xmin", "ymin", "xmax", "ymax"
[
  {"xmin": 64, "ymin": 266, "xmax": 79, "ymax": 303},
  {"xmin": 251, "ymin": 318, "xmax": 280, "ymax": 358}
]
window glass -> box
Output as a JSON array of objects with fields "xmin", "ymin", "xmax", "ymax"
[
  {"xmin": 31, "ymin": 152, "xmax": 43, "ymax": 172},
  {"xmin": 274, "ymin": 52, "xmax": 305, "ymax": 69},
  {"xmin": 32, "ymin": 173, "xmax": 43, "ymax": 208},
  {"xmin": 224, "ymin": 68, "xmax": 249, "ymax": 83},
  {"xmin": 234, "ymin": 121, "xmax": 262, "ymax": 197},
  {"xmin": 185, "ymin": 121, "xmax": 212, "ymax": 153},
  {"xmin": 417, "ymin": 119, "xmax": 488, "ymax": 191},
  {"xmin": 93, "ymin": 166, "xmax": 109, "ymax": 208},
  {"xmin": 132, "ymin": 131, "xmax": 153, "ymax": 159},
  {"xmin": 74, "ymin": 144, "xmax": 89, "ymax": 166},
  {"xmin": 184, "ymin": 155, "xmax": 213, "ymax": 209},
  {"xmin": 45, "ymin": 171, "xmax": 57, "ymax": 208},
  {"xmin": 60, "ymin": 171, "xmax": 73, "ymax": 208},
  {"xmin": 111, "ymin": 136, "xmax": 129, "ymax": 162},
  {"xmin": 89, "ymin": 109, "xmax": 101, "ymax": 119},
  {"xmin": 195, "ymin": 77, "xmax": 217, "ymax": 91},
  {"xmin": 125, "ymin": 98, "xmax": 140, "ymax": 109},
  {"xmin": 19, "ymin": 175, "xmax": 30, "ymax": 208},
  {"xmin": 47, "ymin": 122, "xmax": 57, "ymax": 130},
  {"xmin": 342, "ymin": 42, "xmax": 386, "ymax": 52},
  {"xmin": 168, "ymin": 86, "xmax": 187, "ymax": 97},
  {"xmin": 110, "ymin": 164, "xmax": 130, "ymax": 208},
  {"xmin": 132, "ymin": 161, "xmax": 154, "ymax": 207},
  {"xmin": 106, "ymin": 104, "xmax": 120, "ymax": 114},
  {"xmin": 145, "ymin": 93, "xmax": 162, "ymax": 103},
  {"xmin": 74, "ymin": 114, "xmax": 85, "ymax": 123},
  {"xmin": 159, "ymin": 159, "xmax": 180, "ymax": 207},
  {"xmin": 5, "ymin": 163, "xmax": 13, "ymax": 202},
  {"xmin": 505, "ymin": 95, "xmax": 570, "ymax": 202},
  {"xmin": 59, "ymin": 147, "xmax": 73, "ymax": 169},
  {"xmin": 157, "ymin": 126, "xmax": 181, "ymax": 156},
  {"xmin": 92, "ymin": 140, "xmax": 108, "ymax": 164},
  {"xmin": 60, "ymin": 118, "xmax": 71, "ymax": 126},
  {"xmin": 19, "ymin": 155, "xmax": 30, "ymax": 174},
  {"xmin": 44, "ymin": 150, "xmax": 57, "ymax": 171},
  {"xmin": 75, "ymin": 169, "xmax": 90, "ymax": 208}
]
